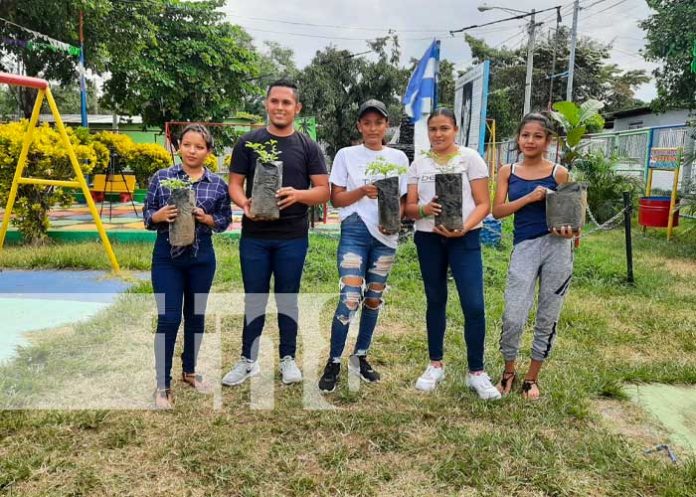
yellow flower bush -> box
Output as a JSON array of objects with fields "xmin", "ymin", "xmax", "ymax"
[
  {"xmin": 0, "ymin": 121, "xmax": 217, "ymax": 243},
  {"xmin": 0, "ymin": 121, "xmax": 95, "ymax": 244},
  {"xmin": 126, "ymin": 143, "xmax": 171, "ymax": 188}
]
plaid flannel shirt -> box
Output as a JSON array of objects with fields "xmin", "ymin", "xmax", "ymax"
[{"xmin": 143, "ymin": 164, "xmax": 232, "ymax": 239}]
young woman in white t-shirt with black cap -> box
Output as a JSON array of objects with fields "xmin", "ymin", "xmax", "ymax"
[
  {"xmin": 318, "ymin": 99, "xmax": 409, "ymax": 393},
  {"xmin": 405, "ymin": 108, "xmax": 500, "ymax": 400}
]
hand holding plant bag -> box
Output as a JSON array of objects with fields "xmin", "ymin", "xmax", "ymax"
[
  {"xmin": 364, "ymin": 156, "xmax": 407, "ymax": 235},
  {"xmin": 422, "ymin": 151, "xmax": 465, "ymax": 231},
  {"xmin": 160, "ymin": 177, "xmax": 196, "ymax": 247},
  {"xmin": 546, "ymin": 182, "xmax": 588, "ymax": 233},
  {"xmin": 246, "ymin": 140, "xmax": 283, "ymax": 220}
]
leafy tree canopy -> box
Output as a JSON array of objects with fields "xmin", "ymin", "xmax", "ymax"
[
  {"xmin": 298, "ymin": 35, "xmax": 409, "ymax": 158},
  {"xmin": 641, "ymin": 0, "xmax": 696, "ymax": 111},
  {"xmin": 465, "ymin": 28, "xmax": 649, "ymax": 138}
]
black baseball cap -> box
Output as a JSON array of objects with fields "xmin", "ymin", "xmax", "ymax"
[{"xmin": 358, "ymin": 99, "xmax": 388, "ymax": 119}]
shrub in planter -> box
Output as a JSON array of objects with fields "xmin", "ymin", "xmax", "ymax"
[
  {"xmin": 160, "ymin": 178, "xmax": 196, "ymax": 246},
  {"xmin": 364, "ymin": 156, "xmax": 407, "ymax": 235},
  {"xmin": 246, "ymin": 140, "xmax": 282, "ymax": 220}
]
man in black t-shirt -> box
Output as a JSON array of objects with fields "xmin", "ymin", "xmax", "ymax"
[{"xmin": 222, "ymin": 80, "xmax": 329, "ymax": 387}]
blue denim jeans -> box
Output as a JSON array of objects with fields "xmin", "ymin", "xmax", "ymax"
[
  {"xmin": 414, "ymin": 229, "xmax": 486, "ymax": 371},
  {"xmin": 329, "ymin": 213, "xmax": 396, "ymax": 360},
  {"xmin": 152, "ymin": 234, "xmax": 216, "ymax": 389},
  {"xmin": 239, "ymin": 235, "xmax": 308, "ymax": 361}
]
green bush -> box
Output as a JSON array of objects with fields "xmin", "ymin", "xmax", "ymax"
[
  {"xmin": 573, "ymin": 151, "xmax": 642, "ymax": 224},
  {"xmin": 0, "ymin": 121, "xmax": 96, "ymax": 244}
]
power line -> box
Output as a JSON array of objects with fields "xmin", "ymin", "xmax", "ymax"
[
  {"xmin": 580, "ymin": 0, "xmax": 632, "ymax": 21},
  {"xmin": 227, "ymin": 14, "xmax": 451, "ymax": 33}
]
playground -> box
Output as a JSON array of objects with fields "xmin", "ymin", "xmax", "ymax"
[{"xmin": 0, "ymin": 43, "xmax": 694, "ymax": 497}]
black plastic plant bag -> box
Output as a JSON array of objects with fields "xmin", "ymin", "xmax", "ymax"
[
  {"xmin": 168, "ymin": 188, "xmax": 196, "ymax": 247},
  {"xmin": 374, "ymin": 176, "xmax": 401, "ymax": 235},
  {"xmin": 546, "ymin": 182, "xmax": 588, "ymax": 232},
  {"xmin": 250, "ymin": 159, "xmax": 283, "ymax": 220},
  {"xmin": 435, "ymin": 173, "xmax": 464, "ymax": 230}
]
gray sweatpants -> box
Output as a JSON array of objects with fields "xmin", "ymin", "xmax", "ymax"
[{"xmin": 499, "ymin": 234, "xmax": 574, "ymax": 362}]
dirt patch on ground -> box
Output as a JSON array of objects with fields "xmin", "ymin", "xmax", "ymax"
[
  {"xmin": 662, "ymin": 258, "xmax": 696, "ymax": 278},
  {"xmin": 594, "ymin": 398, "xmax": 667, "ymax": 448}
]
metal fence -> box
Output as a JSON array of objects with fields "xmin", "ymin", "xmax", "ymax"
[{"xmin": 487, "ymin": 124, "xmax": 695, "ymax": 193}]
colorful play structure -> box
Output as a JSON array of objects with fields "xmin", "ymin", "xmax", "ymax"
[
  {"xmin": 0, "ymin": 72, "xmax": 120, "ymax": 272},
  {"xmin": 639, "ymin": 147, "xmax": 683, "ymax": 240}
]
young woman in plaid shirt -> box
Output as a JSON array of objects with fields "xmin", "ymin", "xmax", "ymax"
[{"xmin": 144, "ymin": 124, "xmax": 231, "ymax": 409}]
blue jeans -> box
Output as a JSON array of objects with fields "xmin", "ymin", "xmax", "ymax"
[
  {"xmin": 239, "ymin": 235, "xmax": 308, "ymax": 361},
  {"xmin": 329, "ymin": 213, "xmax": 396, "ymax": 360},
  {"xmin": 414, "ymin": 229, "xmax": 486, "ymax": 371},
  {"xmin": 152, "ymin": 234, "xmax": 216, "ymax": 389}
]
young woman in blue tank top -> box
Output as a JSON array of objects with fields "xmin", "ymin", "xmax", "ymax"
[{"xmin": 492, "ymin": 113, "xmax": 576, "ymax": 400}]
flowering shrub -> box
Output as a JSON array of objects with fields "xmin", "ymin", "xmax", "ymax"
[
  {"xmin": 0, "ymin": 121, "xmax": 95, "ymax": 244},
  {"xmin": 0, "ymin": 122, "xmax": 218, "ymax": 243}
]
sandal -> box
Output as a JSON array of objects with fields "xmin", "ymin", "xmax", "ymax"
[
  {"xmin": 521, "ymin": 379, "xmax": 540, "ymax": 400},
  {"xmin": 497, "ymin": 370, "xmax": 517, "ymax": 396},
  {"xmin": 182, "ymin": 372, "xmax": 213, "ymax": 394},
  {"xmin": 154, "ymin": 388, "xmax": 173, "ymax": 409}
]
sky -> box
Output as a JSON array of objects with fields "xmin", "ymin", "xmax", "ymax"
[{"xmin": 222, "ymin": 0, "xmax": 658, "ymax": 103}]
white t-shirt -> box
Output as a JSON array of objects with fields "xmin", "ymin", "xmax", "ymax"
[
  {"xmin": 330, "ymin": 145, "xmax": 409, "ymax": 249},
  {"xmin": 407, "ymin": 146, "xmax": 489, "ymax": 233}
]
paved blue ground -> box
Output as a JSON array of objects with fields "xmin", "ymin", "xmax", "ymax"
[{"xmin": 0, "ymin": 270, "xmax": 146, "ymax": 364}]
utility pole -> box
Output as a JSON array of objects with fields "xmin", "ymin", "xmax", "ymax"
[
  {"xmin": 547, "ymin": 6, "xmax": 562, "ymax": 108},
  {"xmin": 566, "ymin": 0, "xmax": 580, "ymax": 101},
  {"xmin": 79, "ymin": 10, "xmax": 88, "ymax": 127},
  {"xmin": 523, "ymin": 8, "xmax": 536, "ymax": 116}
]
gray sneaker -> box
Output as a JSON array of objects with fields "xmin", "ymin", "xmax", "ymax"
[
  {"xmin": 280, "ymin": 356, "xmax": 302, "ymax": 384},
  {"xmin": 221, "ymin": 358, "xmax": 259, "ymax": 386}
]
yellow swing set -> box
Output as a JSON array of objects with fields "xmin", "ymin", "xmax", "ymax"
[{"xmin": 0, "ymin": 72, "xmax": 120, "ymax": 272}]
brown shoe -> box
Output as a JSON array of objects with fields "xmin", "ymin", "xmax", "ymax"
[
  {"xmin": 182, "ymin": 372, "xmax": 213, "ymax": 394},
  {"xmin": 154, "ymin": 388, "xmax": 173, "ymax": 409}
]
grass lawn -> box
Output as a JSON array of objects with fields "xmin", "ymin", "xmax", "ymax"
[{"xmin": 0, "ymin": 222, "xmax": 695, "ymax": 496}]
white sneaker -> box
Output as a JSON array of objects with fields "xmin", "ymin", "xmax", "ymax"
[
  {"xmin": 466, "ymin": 372, "xmax": 502, "ymax": 400},
  {"xmin": 415, "ymin": 364, "xmax": 445, "ymax": 392},
  {"xmin": 280, "ymin": 356, "xmax": 302, "ymax": 384},
  {"xmin": 221, "ymin": 358, "xmax": 259, "ymax": 386}
]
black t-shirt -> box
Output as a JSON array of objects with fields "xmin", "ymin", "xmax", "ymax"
[{"xmin": 231, "ymin": 128, "xmax": 327, "ymax": 239}]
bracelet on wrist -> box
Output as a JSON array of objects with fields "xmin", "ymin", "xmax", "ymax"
[{"xmin": 418, "ymin": 204, "xmax": 426, "ymax": 219}]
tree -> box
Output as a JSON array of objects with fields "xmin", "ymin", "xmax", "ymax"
[
  {"xmin": 465, "ymin": 29, "xmax": 649, "ymax": 139},
  {"xmin": 438, "ymin": 59, "xmax": 456, "ymax": 110},
  {"xmin": 44, "ymin": 80, "xmax": 101, "ymax": 115},
  {"xmin": 102, "ymin": 0, "xmax": 260, "ymax": 128},
  {"xmin": 0, "ymin": 0, "xmax": 114, "ymax": 117},
  {"xmin": 297, "ymin": 35, "xmax": 409, "ymax": 158},
  {"xmin": 641, "ymin": 0, "xmax": 696, "ymax": 111},
  {"xmin": 550, "ymin": 99, "xmax": 605, "ymax": 167},
  {"xmin": 244, "ymin": 41, "xmax": 299, "ymax": 116}
]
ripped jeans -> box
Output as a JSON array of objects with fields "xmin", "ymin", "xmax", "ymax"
[{"xmin": 329, "ymin": 213, "xmax": 396, "ymax": 360}]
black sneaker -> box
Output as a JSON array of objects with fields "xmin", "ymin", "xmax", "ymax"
[
  {"xmin": 348, "ymin": 355, "xmax": 381, "ymax": 383},
  {"xmin": 318, "ymin": 361, "xmax": 341, "ymax": 393}
]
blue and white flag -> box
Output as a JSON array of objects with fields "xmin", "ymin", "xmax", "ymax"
[{"xmin": 402, "ymin": 39, "xmax": 440, "ymax": 123}]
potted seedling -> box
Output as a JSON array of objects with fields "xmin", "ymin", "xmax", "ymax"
[
  {"xmin": 364, "ymin": 156, "xmax": 408, "ymax": 235},
  {"xmin": 546, "ymin": 182, "xmax": 588, "ymax": 232},
  {"xmin": 245, "ymin": 140, "xmax": 283, "ymax": 220},
  {"xmin": 160, "ymin": 177, "xmax": 196, "ymax": 246},
  {"xmin": 422, "ymin": 151, "xmax": 464, "ymax": 231}
]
